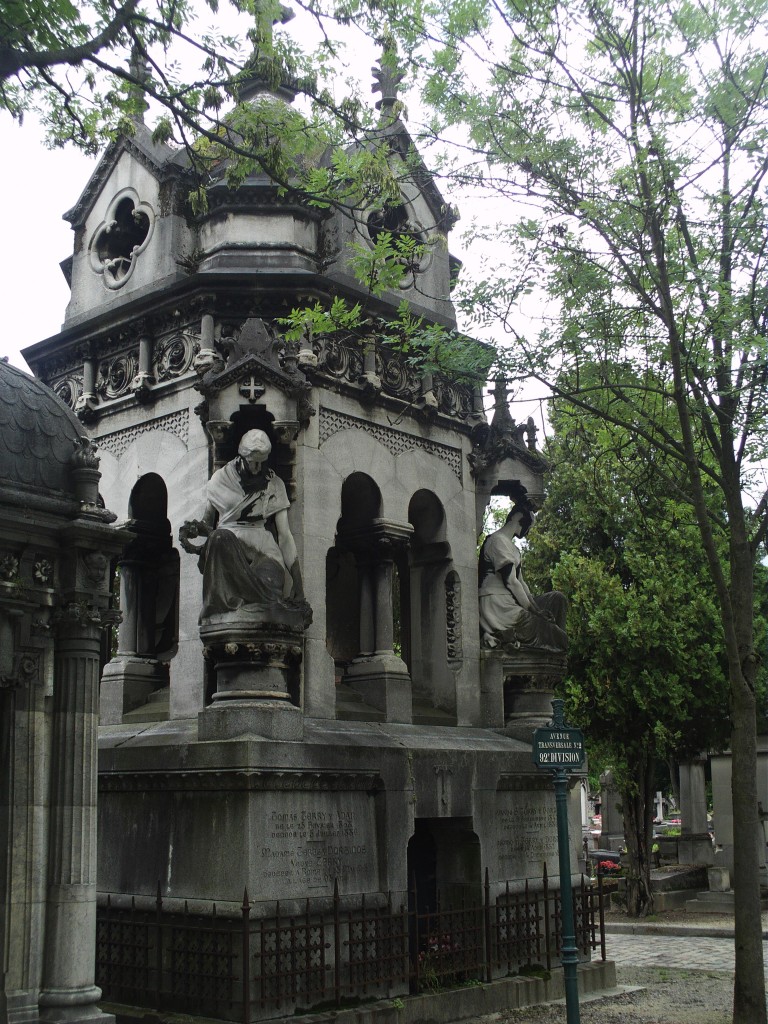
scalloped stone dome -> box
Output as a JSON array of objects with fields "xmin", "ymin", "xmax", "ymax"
[{"xmin": 0, "ymin": 359, "xmax": 86, "ymax": 499}]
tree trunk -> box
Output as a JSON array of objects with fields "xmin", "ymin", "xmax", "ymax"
[
  {"xmin": 621, "ymin": 745, "xmax": 656, "ymax": 917},
  {"xmin": 730, "ymin": 670, "xmax": 766, "ymax": 1024}
]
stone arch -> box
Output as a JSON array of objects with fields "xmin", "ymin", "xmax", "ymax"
[
  {"xmin": 100, "ymin": 472, "xmax": 180, "ymax": 723},
  {"xmin": 407, "ymin": 818, "xmax": 482, "ymax": 923},
  {"xmin": 326, "ymin": 473, "xmax": 382, "ymax": 673}
]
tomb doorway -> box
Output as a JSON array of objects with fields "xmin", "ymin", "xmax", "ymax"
[{"xmin": 407, "ymin": 818, "xmax": 482, "ymax": 982}]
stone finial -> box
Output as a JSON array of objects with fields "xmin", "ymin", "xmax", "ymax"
[
  {"xmin": 489, "ymin": 378, "xmax": 516, "ymax": 439},
  {"xmin": 254, "ymin": 0, "xmax": 295, "ymax": 49},
  {"xmin": 372, "ymin": 49, "xmax": 405, "ymax": 113},
  {"xmin": 237, "ymin": 0, "xmax": 297, "ymax": 103},
  {"xmin": 127, "ymin": 45, "xmax": 151, "ymax": 123}
]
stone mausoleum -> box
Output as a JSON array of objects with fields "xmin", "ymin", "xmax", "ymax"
[
  {"xmin": 20, "ymin": 54, "xmax": 613, "ymax": 1022},
  {"xmin": 0, "ymin": 362, "xmax": 127, "ymax": 1024}
]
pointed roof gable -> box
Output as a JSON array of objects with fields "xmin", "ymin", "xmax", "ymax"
[{"xmin": 62, "ymin": 122, "xmax": 185, "ymax": 230}]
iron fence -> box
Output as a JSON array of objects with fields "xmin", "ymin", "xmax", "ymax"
[{"xmin": 96, "ymin": 866, "xmax": 606, "ymax": 1022}]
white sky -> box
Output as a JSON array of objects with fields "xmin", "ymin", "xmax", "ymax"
[{"xmin": 0, "ymin": 116, "xmax": 96, "ymax": 369}]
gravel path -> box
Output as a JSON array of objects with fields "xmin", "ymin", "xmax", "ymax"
[
  {"xmin": 461, "ymin": 909, "xmax": 768, "ymax": 1023},
  {"xmin": 472, "ymin": 965, "xmax": 737, "ymax": 1023}
]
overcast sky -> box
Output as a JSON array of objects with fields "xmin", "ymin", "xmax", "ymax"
[{"xmin": 0, "ymin": 117, "xmax": 96, "ymax": 370}]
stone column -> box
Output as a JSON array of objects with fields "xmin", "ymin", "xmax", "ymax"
[
  {"xmin": 82, "ymin": 359, "xmax": 97, "ymax": 404},
  {"xmin": 373, "ymin": 554, "xmax": 395, "ymax": 656},
  {"xmin": 114, "ymin": 559, "xmax": 140, "ymax": 656},
  {"xmin": 678, "ymin": 757, "xmax": 713, "ymax": 864},
  {"xmin": 344, "ymin": 526, "xmax": 412, "ymax": 723},
  {"xmin": 40, "ymin": 605, "xmax": 111, "ymax": 1024},
  {"xmin": 193, "ymin": 308, "xmax": 224, "ymax": 377},
  {"xmin": 75, "ymin": 357, "xmax": 99, "ymax": 422},
  {"xmin": 358, "ymin": 559, "xmax": 375, "ymax": 657},
  {"xmin": 131, "ymin": 325, "xmax": 155, "ymax": 401},
  {"xmin": 135, "ymin": 564, "xmax": 159, "ymax": 656},
  {"xmin": 100, "ymin": 556, "xmax": 161, "ymax": 723}
]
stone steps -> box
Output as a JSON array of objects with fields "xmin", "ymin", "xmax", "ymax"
[
  {"xmin": 334, "ymin": 682, "xmax": 386, "ymax": 722},
  {"xmin": 122, "ymin": 685, "xmax": 170, "ymax": 724},
  {"xmin": 335, "ymin": 682, "xmax": 457, "ymax": 725},
  {"xmin": 685, "ymin": 890, "xmax": 768, "ymax": 912}
]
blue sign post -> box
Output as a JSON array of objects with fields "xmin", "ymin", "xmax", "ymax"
[{"xmin": 532, "ymin": 699, "xmax": 585, "ymax": 1024}]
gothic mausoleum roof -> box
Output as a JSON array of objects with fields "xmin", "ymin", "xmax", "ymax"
[{"xmin": 0, "ymin": 358, "xmax": 87, "ymax": 501}]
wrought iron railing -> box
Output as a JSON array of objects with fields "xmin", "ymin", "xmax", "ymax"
[{"xmin": 96, "ymin": 866, "xmax": 606, "ymax": 1023}]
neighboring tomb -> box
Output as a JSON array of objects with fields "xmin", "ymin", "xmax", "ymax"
[
  {"xmin": 20, "ymin": 48, "xmax": 606, "ymax": 1022},
  {"xmin": 0, "ymin": 361, "xmax": 126, "ymax": 1024}
]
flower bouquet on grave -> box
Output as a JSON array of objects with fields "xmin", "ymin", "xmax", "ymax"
[
  {"xmin": 597, "ymin": 860, "xmax": 622, "ymax": 892},
  {"xmin": 418, "ymin": 933, "xmax": 462, "ymax": 991}
]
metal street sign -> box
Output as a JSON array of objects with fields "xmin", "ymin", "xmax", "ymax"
[
  {"xmin": 532, "ymin": 700, "xmax": 583, "ymax": 1024},
  {"xmin": 532, "ymin": 726, "xmax": 586, "ymax": 772}
]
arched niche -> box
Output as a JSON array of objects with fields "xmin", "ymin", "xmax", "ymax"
[
  {"xmin": 218, "ymin": 405, "xmax": 300, "ymax": 509},
  {"xmin": 326, "ymin": 473, "xmax": 382, "ymax": 674},
  {"xmin": 102, "ymin": 472, "xmax": 179, "ymax": 722},
  {"xmin": 339, "ymin": 472, "xmax": 383, "ymax": 529},
  {"xmin": 328, "ymin": 473, "xmax": 413, "ymax": 722},
  {"xmin": 406, "ymin": 490, "xmax": 456, "ymax": 720}
]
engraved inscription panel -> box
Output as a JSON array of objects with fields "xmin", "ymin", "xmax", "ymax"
[
  {"xmin": 260, "ymin": 792, "xmax": 377, "ymax": 896},
  {"xmin": 496, "ymin": 792, "xmax": 558, "ymax": 878}
]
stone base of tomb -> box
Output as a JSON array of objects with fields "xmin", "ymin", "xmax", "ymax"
[
  {"xmin": 96, "ymin": 713, "xmax": 596, "ymax": 1021},
  {"xmin": 98, "ymin": 719, "xmax": 586, "ymax": 904},
  {"xmin": 345, "ymin": 654, "xmax": 412, "ymax": 723},
  {"xmin": 198, "ymin": 698, "xmax": 303, "ymax": 741}
]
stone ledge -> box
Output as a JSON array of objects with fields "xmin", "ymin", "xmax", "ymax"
[{"xmin": 102, "ymin": 961, "xmax": 617, "ymax": 1024}]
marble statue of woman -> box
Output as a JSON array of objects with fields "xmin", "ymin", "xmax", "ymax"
[
  {"xmin": 181, "ymin": 429, "xmax": 310, "ymax": 626},
  {"xmin": 478, "ymin": 503, "xmax": 567, "ymax": 653}
]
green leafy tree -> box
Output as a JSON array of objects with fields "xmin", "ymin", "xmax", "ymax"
[
  {"xmin": 524, "ymin": 385, "xmax": 732, "ymax": 915},
  {"xmin": 8, "ymin": 0, "xmax": 768, "ymax": 1010},
  {"xmin": 0, "ymin": 0, "xmax": 405, "ymax": 216},
  {"xmin": 330, "ymin": 0, "xmax": 768, "ymax": 1014}
]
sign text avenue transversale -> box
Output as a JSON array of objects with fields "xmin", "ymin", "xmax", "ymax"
[{"xmin": 532, "ymin": 728, "xmax": 586, "ymax": 772}]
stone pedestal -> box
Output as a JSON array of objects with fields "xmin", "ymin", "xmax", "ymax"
[
  {"xmin": 678, "ymin": 757, "xmax": 713, "ymax": 864},
  {"xmin": 198, "ymin": 699, "xmax": 303, "ymax": 740},
  {"xmin": 197, "ymin": 615, "xmax": 306, "ymax": 741},
  {"xmin": 479, "ymin": 651, "xmax": 505, "ymax": 728},
  {"xmin": 677, "ymin": 834, "xmax": 714, "ymax": 864},
  {"xmin": 346, "ymin": 654, "xmax": 412, "ymax": 723},
  {"xmin": 711, "ymin": 736, "xmax": 768, "ymax": 881},
  {"xmin": 100, "ymin": 656, "xmax": 166, "ymax": 724},
  {"xmin": 501, "ymin": 649, "xmax": 566, "ymax": 742},
  {"xmin": 599, "ymin": 770, "xmax": 625, "ymax": 852}
]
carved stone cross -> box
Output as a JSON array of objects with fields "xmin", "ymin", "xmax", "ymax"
[{"xmin": 239, "ymin": 377, "xmax": 265, "ymax": 403}]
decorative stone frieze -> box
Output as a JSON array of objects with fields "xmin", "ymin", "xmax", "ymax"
[
  {"xmin": 95, "ymin": 409, "xmax": 190, "ymax": 458},
  {"xmin": 319, "ymin": 407, "xmax": 463, "ymax": 480}
]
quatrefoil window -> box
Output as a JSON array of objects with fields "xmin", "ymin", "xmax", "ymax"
[
  {"xmin": 89, "ymin": 191, "xmax": 154, "ymax": 289},
  {"xmin": 366, "ymin": 202, "xmax": 432, "ymax": 285}
]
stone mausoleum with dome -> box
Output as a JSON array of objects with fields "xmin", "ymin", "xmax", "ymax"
[
  {"xmin": 14, "ymin": 44, "xmax": 615, "ymax": 1024},
  {"xmin": 0, "ymin": 360, "xmax": 126, "ymax": 1024}
]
